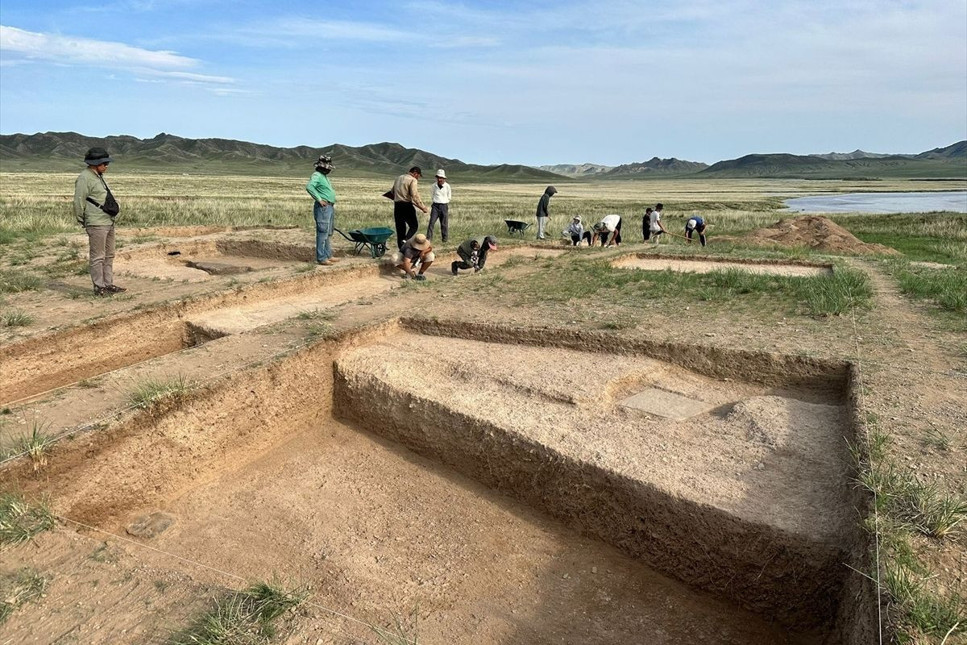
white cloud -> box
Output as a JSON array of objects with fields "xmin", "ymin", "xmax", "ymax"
[{"xmin": 0, "ymin": 25, "xmax": 196, "ymax": 69}]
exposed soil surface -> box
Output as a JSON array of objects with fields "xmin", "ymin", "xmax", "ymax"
[
  {"xmin": 612, "ymin": 255, "xmax": 833, "ymax": 276},
  {"xmin": 2, "ymin": 226, "xmax": 963, "ymax": 644}
]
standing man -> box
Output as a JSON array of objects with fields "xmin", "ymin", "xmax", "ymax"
[
  {"xmin": 685, "ymin": 215, "xmax": 708, "ymax": 246},
  {"xmin": 647, "ymin": 202, "xmax": 666, "ymax": 244},
  {"xmin": 426, "ymin": 169, "xmax": 451, "ymax": 243},
  {"xmin": 392, "ymin": 166, "xmax": 429, "ymax": 249},
  {"xmin": 535, "ymin": 185, "xmax": 557, "ymax": 240},
  {"xmin": 74, "ymin": 147, "xmax": 124, "ymax": 296},
  {"xmin": 306, "ymin": 154, "xmax": 339, "ymax": 266}
]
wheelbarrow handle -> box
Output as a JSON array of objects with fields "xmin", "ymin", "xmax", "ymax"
[{"xmin": 333, "ymin": 227, "xmax": 355, "ymax": 242}]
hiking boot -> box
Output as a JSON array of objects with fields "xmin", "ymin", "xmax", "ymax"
[
  {"xmin": 327, "ymin": 257, "xmax": 341, "ymax": 263},
  {"xmin": 106, "ymin": 285, "xmax": 127, "ymax": 293},
  {"xmin": 93, "ymin": 286, "xmax": 109, "ymax": 297},
  {"xmin": 414, "ymin": 274, "xmax": 426, "ymax": 281},
  {"xmin": 451, "ymin": 262, "xmax": 459, "ymax": 275},
  {"xmin": 316, "ymin": 260, "xmax": 333, "ymax": 266}
]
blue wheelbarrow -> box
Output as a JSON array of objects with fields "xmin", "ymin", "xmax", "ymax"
[{"xmin": 334, "ymin": 227, "xmax": 394, "ymax": 258}]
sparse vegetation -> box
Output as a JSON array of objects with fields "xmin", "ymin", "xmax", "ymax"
[
  {"xmin": 1, "ymin": 309, "xmax": 34, "ymax": 327},
  {"xmin": 14, "ymin": 421, "xmax": 52, "ymax": 471},
  {"xmin": 0, "ymin": 268, "xmax": 44, "ymax": 294},
  {"xmin": 0, "ymin": 568, "xmax": 50, "ymax": 624},
  {"xmin": 370, "ymin": 607, "xmax": 420, "ymax": 645},
  {"xmin": 0, "ymin": 492, "xmax": 55, "ymax": 546},
  {"xmin": 169, "ymin": 581, "xmax": 307, "ymax": 645},
  {"xmin": 128, "ymin": 375, "xmax": 194, "ymax": 410}
]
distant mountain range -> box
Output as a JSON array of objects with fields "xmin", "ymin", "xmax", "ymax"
[
  {"xmin": 0, "ymin": 131, "xmax": 964, "ymax": 180},
  {"xmin": 540, "ymin": 157, "xmax": 708, "ymax": 178},
  {"xmin": 700, "ymin": 141, "xmax": 966, "ymax": 179},
  {"xmin": 0, "ymin": 132, "xmax": 562, "ymax": 181}
]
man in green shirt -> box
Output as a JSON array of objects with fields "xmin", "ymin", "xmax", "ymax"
[
  {"xmin": 305, "ymin": 154, "xmax": 339, "ymax": 265},
  {"xmin": 74, "ymin": 147, "xmax": 124, "ymax": 296}
]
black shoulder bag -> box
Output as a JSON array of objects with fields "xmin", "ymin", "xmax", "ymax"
[{"xmin": 86, "ymin": 174, "xmax": 120, "ymax": 217}]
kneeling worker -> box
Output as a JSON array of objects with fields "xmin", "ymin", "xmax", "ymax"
[
  {"xmin": 394, "ymin": 233, "xmax": 434, "ymax": 280},
  {"xmin": 452, "ymin": 235, "xmax": 497, "ymax": 274},
  {"xmin": 685, "ymin": 216, "xmax": 707, "ymax": 246},
  {"xmin": 591, "ymin": 214, "xmax": 622, "ymax": 247}
]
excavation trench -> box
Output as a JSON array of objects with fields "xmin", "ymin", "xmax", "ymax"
[
  {"xmin": 1, "ymin": 319, "xmax": 874, "ymax": 643},
  {"xmin": 612, "ymin": 253, "xmax": 834, "ymax": 276},
  {"xmin": 0, "ymin": 264, "xmax": 396, "ymax": 404}
]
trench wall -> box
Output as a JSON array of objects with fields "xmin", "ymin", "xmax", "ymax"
[
  {"xmin": 333, "ymin": 319, "xmax": 864, "ymax": 634},
  {"xmin": 0, "ymin": 263, "xmax": 386, "ymax": 404}
]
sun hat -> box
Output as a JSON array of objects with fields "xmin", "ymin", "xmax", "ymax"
[
  {"xmin": 435, "ymin": 169, "xmax": 446, "ymax": 178},
  {"xmin": 315, "ymin": 154, "xmax": 333, "ymax": 170},
  {"xmin": 572, "ymin": 216, "xmax": 581, "ymax": 221},
  {"xmin": 409, "ymin": 233, "xmax": 430, "ymax": 251},
  {"xmin": 483, "ymin": 235, "xmax": 497, "ymax": 250},
  {"xmin": 84, "ymin": 147, "xmax": 113, "ymax": 165}
]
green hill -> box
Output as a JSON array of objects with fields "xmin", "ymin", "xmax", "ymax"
[
  {"xmin": 700, "ymin": 143, "xmax": 966, "ymax": 179},
  {"xmin": 0, "ymin": 132, "xmax": 566, "ymax": 181}
]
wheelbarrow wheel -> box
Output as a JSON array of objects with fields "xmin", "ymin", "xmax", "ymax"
[{"xmin": 372, "ymin": 242, "xmax": 388, "ymax": 258}]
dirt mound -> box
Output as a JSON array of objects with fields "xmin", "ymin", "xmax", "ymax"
[{"xmin": 746, "ymin": 216, "xmax": 899, "ymax": 255}]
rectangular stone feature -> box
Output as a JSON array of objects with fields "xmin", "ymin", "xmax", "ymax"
[{"xmin": 620, "ymin": 387, "xmax": 715, "ymax": 420}]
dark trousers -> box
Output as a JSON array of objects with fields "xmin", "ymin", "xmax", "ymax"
[
  {"xmin": 571, "ymin": 232, "xmax": 592, "ymax": 246},
  {"xmin": 427, "ymin": 203, "xmax": 449, "ymax": 242},
  {"xmin": 394, "ymin": 201, "xmax": 419, "ymax": 249}
]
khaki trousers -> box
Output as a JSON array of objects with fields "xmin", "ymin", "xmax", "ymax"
[{"xmin": 86, "ymin": 225, "xmax": 115, "ymax": 289}]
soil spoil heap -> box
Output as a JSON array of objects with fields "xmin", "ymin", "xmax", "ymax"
[{"xmin": 746, "ymin": 215, "xmax": 899, "ymax": 255}]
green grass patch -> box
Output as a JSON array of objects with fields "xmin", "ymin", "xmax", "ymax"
[
  {"xmin": 832, "ymin": 212, "xmax": 967, "ymax": 264},
  {"xmin": 499, "ymin": 259, "xmax": 871, "ymax": 318},
  {"xmin": 128, "ymin": 375, "xmax": 194, "ymax": 410},
  {"xmin": 1, "ymin": 309, "xmax": 34, "ymax": 327},
  {"xmin": 0, "ymin": 568, "xmax": 50, "ymax": 624},
  {"xmin": 0, "ymin": 492, "xmax": 55, "ymax": 546},
  {"xmin": 861, "ymin": 465, "xmax": 967, "ymax": 539},
  {"xmin": 169, "ymin": 581, "xmax": 307, "ymax": 645},
  {"xmin": 889, "ymin": 261, "xmax": 966, "ymax": 320},
  {"xmin": 885, "ymin": 559, "xmax": 965, "ymax": 644},
  {"xmin": 0, "ymin": 268, "xmax": 44, "ymax": 294}
]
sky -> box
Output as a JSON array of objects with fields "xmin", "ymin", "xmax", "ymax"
[{"xmin": 1, "ymin": 1, "xmax": 965, "ymax": 166}]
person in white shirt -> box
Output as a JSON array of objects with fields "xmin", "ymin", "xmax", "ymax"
[
  {"xmin": 646, "ymin": 202, "xmax": 666, "ymax": 244},
  {"xmin": 591, "ymin": 213, "xmax": 622, "ymax": 246},
  {"xmin": 426, "ymin": 169, "xmax": 452, "ymax": 242}
]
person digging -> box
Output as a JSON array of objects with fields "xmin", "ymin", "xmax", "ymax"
[
  {"xmin": 394, "ymin": 233, "xmax": 434, "ymax": 280},
  {"xmin": 452, "ymin": 235, "xmax": 497, "ymax": 275}
]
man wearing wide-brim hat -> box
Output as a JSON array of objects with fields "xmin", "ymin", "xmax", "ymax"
[
  {"xmin": 393, "ymin": 233, "xmax": 435, "ymax": 280},
  {"xmin": 74, "ymin": 147, "xmax": 126, "ymax": 296}
]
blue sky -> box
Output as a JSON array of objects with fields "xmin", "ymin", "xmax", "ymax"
[{"xmin": 1, "ymin": 1, "xmax": 965, "ymax": 165}]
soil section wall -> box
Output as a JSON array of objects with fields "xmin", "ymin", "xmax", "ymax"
[{"xmin": 333, "ymin": 321, "xmax": 858, "ymax": 634}]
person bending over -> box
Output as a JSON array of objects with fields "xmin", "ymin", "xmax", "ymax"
[
  {"xmin": 591, "ymin": 214, "xmax": 622, "ymax": 247},
  {"xmin": 394, "ymin": 233, "xmax": 434, "ymax": 280},
  {"xmin": 452, "ymin": 235, "xmax": 497, "ymax": 274},
  {"xmin": 685, "ymin": 215, "xmax": 707, "ymax": 246}
]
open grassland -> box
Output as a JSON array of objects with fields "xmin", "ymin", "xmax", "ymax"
[{"xmin": 0, "ymin": 171, "xmax": 964, "ymax": 243}]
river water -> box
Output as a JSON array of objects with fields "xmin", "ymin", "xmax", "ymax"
[{"xmin": 783, "ymin": 191, "xmax": 967, "ymax": 214}]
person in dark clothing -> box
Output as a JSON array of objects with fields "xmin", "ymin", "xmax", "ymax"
[
  {"xmin": 452, "ymin": 235, "xmax": 497, "ymax": 274},
  {"xmin": 642, "ymin": 207, "xmax": 653, "ymax": 242},
  {"xmin": 535, "ymin": 186, "xmax": 557, "ymax": 239},
  {"xmin": 391, "ymin": 166, "xmax": 429, "ymax": 249}
]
